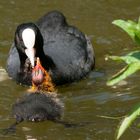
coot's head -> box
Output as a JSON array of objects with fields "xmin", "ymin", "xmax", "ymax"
[{"xmin": 15, "ymin": 23, "xmax": 43, "ymax": 68}]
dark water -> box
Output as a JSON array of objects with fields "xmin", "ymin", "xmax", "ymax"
[{"xmin": 0, "ymin": 0, "xmax": 140, "ymax": 140}]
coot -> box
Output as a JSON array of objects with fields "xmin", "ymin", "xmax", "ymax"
[{"xmin": 6, "ymin": 10, "xmax": 95, "ymax": 85}]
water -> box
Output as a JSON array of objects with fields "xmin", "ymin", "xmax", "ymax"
[{"xmin": 0, "ymin": 0, "xmax": 140, "ymax": 139}]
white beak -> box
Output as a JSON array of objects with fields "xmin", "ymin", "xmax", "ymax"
[{"xmin": 25, "ymin": 48, "xmax": 35, "ymax": 67}]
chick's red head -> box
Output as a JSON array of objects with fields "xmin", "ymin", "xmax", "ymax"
[
  {"xmin": 31, "ymin": 57, "xmax": 55, "ymax": 93},
  {"xmin": 32, "ymin": 57, "xmax": 45, "ymax": 86}
]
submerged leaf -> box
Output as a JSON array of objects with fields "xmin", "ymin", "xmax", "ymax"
[
  {"xmin": 116, "ymin": 104, "xmax": 140, "ymax": 139},
  {"xmin": 107, "ymin": 62, "xmax": 140, "ymax": 86}
]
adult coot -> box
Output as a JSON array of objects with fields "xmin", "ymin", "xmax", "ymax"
[{"xmin": 6, "ymin": 10, "xmax": 95, "ymax": 85}]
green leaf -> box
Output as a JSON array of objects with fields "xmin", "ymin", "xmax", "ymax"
[
  {"xmin": 107, "ymin": 62, "xmax": 140, "ymax": 86},
  {"xmin": 112, "ymin": 19, "xmax": 140, "ymax": 45},
  {"xmin": 108, "ymin": 51, "xmax": 140, "ymax": 64},
  {"xmin": 120, "ymin": 51, "xmax": 140, "ymax": 64},
  {"xmin": 107, "ymin": 55, "xmax": 125, "ymax": 62},
  {"xmin": 112, "ymin": 19, "xmax": 136, "ymax": 39},
  {"xmin": 116, "ymin": 104, "xmax": 140, "ymax": 139},
  {"xmin": 107, "ymin": 51, "xmax": 140, "ymax": 86},
  {"xmin": 134, "ymin": 34, "xmax": 140, "ymax": 45}
]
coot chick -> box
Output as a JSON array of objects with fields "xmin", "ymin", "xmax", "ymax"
[
  {"xmin": 12, "ymin": 92, "xmax": 63, "ymax": 122},
  {"xmin": 6, "ymin": 10, "xmax": 95, "ymax": 86},
  {"xmin": 12, "ymin": 58, "xmax": 63, "ymax": 123}
]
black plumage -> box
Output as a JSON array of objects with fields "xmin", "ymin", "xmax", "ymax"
[
  {"xmin": 12, "ymin": 92, "xmax": 64, "ymax": 122},
  {"xmin": 6, "ymin": 10, "xmax": 94, "ymax": 85}
]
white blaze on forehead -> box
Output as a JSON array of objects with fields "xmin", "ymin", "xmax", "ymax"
[
  {"xmin": 22, "ymin": 28, "xmax": 36, "ymax": 67},
  {"xmin": 22, "ymin": 28, "xmax": 35, "ymax": 49}
]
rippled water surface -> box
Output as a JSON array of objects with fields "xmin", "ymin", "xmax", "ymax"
[{"xmin": 1, "ymin": 0, "xmax": 140, "ymax": 140}]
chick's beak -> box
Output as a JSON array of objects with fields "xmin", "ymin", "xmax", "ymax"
[
  {"xmin": 32, "ymin": 58, "xmax": 44, "ymax": 85},
  {"xmin": 25, "ymin": 48, "xmax": 35, "ymax": 68}
]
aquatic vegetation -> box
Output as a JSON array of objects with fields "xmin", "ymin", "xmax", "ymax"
[
  {"xmin": 107, "ymin": 18, "xmax": 140, "ymax": 86},
  {"xmin": 116, "ymin": 104, "xmax": 140, "ymax": 140},
  {"xmin": 107, "ymin": 18, "xmax": 140, "ymax": 139}
]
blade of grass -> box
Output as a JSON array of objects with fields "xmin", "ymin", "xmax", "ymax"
[
  {"xmin": 116, "ymin": 104, "xmax": 140, "ymax": 139},
  {"xmin": 107, "ymin": 62, "xmax": 140, "ymax": 86}
]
